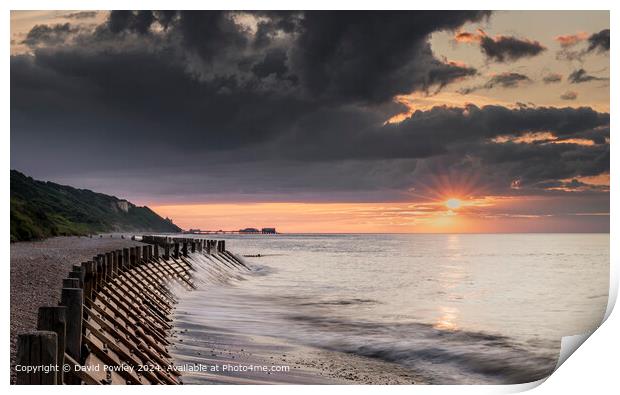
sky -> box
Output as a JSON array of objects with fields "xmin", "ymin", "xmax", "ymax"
[{"xmin": 10, "ymin": 11, "xmax": 610, "ymax": 233}]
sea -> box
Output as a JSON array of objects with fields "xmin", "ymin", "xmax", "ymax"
[{"xmin": 169, "ymin": 233, "xmax": 609, "ymax": 384}]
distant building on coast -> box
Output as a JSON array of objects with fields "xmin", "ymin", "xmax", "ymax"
[
  {"xmin": 239, "ymin": 228, "xmax": 260, "ymax": 233},
  {"xmin": 239, "ymin": 227, "xmax": 277, "ymax": 234}
]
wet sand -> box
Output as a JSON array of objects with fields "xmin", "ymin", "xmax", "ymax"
[
  {"xmin": 10, "ymin": 235, "xmax": 145, "ymax": 381},
  {"xmin": 171, "ymin": 322, "xmax": 427, "ymax": 384}
]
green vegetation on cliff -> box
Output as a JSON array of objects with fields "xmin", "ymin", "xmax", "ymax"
[{"xmin": 10, "ymin": 170, "xmax": 182, "ymax": 241}]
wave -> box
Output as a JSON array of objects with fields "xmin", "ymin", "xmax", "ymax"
[
  {"xmin": 298, "ymin": 298, "xmax": 379, "ymax": 306},
  {"xmin": 284, "ymin": 315, "xmax": 558, "ymax": 384},
  {"xmin": 175, "ymin": 251, "xmax": 564, "ymax": 384}
]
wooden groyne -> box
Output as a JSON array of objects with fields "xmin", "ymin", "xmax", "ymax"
[{"xmin": 14, "ymin": 236, "xmax": 246, "ymax": 385}]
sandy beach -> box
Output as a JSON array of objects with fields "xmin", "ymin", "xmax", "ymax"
[{"xmin": 10, "ymin": 235, "xmax": 145, "ymax": 381}]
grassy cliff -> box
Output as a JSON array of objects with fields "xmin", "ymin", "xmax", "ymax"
[{"xmin": 10, "ymin": 170, "xmax": 182, "ymax": 241}]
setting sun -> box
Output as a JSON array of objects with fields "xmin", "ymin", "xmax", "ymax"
[{"xmin": 445, "ymin": 198, "xmax": 462, "ymax": 210}]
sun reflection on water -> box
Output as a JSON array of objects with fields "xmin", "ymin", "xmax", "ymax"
[{"xmin": 434, "ymin": 306, "xmax": 460, "ymax": 331}]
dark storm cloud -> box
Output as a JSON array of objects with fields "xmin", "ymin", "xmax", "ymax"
[
  {"xmin": 21, "ymin": 11, "xmax": 488, "ymax": 102},
  {"xmin": 576, "ymin": 127, "xmax": 609, "ymax": 145},
  {"xmin": 479, "ymin": 35, "xmax": 546, "ymax": 62},
  {"xmin": 453, "ymin": 30, "xmax": 546, "ymax": 63},
  {"xmin": 290, "ymin": 11, "xmax": 488, "ymax": 103},
  {"xmin": 476, "ymin": 141, "xmax": 609, "ymax": 189},
  {"xmin": 485, "ymin": 73, "xmax": 531, "ymax": 88},
  {"xmin": 252, "ymin": 11, "xmax": 303, "ymax": 48},
  {"xmin": 175, "ymin": 11, "xmax": 249, "ymax": 62},
  {"xmin": 568, "ymin": 68, "xmax": 608, "ymax": 84},
  {"xmin": 587, "ymin": 29, "xmax": 610, "ymax": 53},
  {"xmin": 460, "ymin": 72, "xmax": 530, "ymax": 94},
  {"xmin": 108, "ymin": 10, "xmax": 156, "ymax": 35},
  {"xmin": 251, "ymin": 48, "xmax": 289, "ymax": 79},
  {"xmin": 10, "ymin": 11, "xmax": 609, "ymax": 202},
  {"xmin": 390, "ymin": 105, "xmax": 607, "ymax": 145},
  {"xmin": 556, "ymin": 29, "xmax": 610, "ymax": 62},
  {"xmin": 13, "ymin": 10, "xmax": 488, "ymax": 148},
  {"xmin": 22, "ymin": 23, "xmax": 79, "ymax": 47}
]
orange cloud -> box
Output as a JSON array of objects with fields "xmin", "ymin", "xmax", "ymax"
[
  {"xmin": 555, "ymin": 32, "xmax": 589, "ymax": 47},
  {"xmin": 492, "ymin": 131, "xmax": 555, "ymax": 144},
  {"xmin": 453, "ymin": 29, "xmax": 486, "ymax": 43},
  {"xmin": 454, "ymin": 31, "xmax": 481, "ymax": 44},
  {"xmin": 491, "ymin": 131, "xmax": 596, "ymax": 146},
  {"xmin": 578, "ymin": 173, "xmax": 610, "ymax": 186}
]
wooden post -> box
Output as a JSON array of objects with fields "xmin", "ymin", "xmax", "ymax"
[
  {"xmin": 117, "ymin": 249, "xmax": 123, "ymax": 274},
  {"xmin": 111, "ymin": 250, "xmax": 118, "ymax": 278},
  {"xmin": 135, "ymin": 246, "xmax": 142, "ymax": 266},
  {"xmin": 37, "ymin": 307, "xmax": 66, "ymax": 384},
  {"xmin": 60, "ymin": 288, "xmax": 83, "ymax": 365},
  {"xmin": 93, "ymin": 256, "xmax": 102, "ymax": 292},
  {"xmin": 174, "ymin": 243, "xmax": 180, "ymax": 259},
  {"xmin": 77, "ymin": 262, "xmax": 86, "ymax": 289},
  {"xmin": 182, "ymin": 241, "xmax": 188, "ymax": 257},
  {"xmin": 91, "ymin": 257, "xmax": 98, "ymax": 293},
  {"xmin": 98, "ymin": 254, "xmax": 106, "ymax": 286},
  {"xmin": 62, "ymin": 278, "xmax": 79, "ymax": 288},
  {"xmin": 81, "ymin": 262, "xmax": 91, "ymax": 302},
  {"xmin": 118, "ymin": 249, "xmax": 123, "ymax": 272},
  {"xmin": 206, "ymin": 240, "xmax": 211, "ymax": 254},
  {"xmin": 98, "ymin": 255, "xmax": 105, "ymax": 289},
  {"xmin": 164, "ymin": 244, "xmax": 170, "ymax": 260},
  {"xmin": 88, "ymin": 260, "xmax": 95, "ymax": 292},
  {"xmin": 16, "ymin": 331, "xmax": 58, "ymax": 384},
  {"xmin": 68, "ymin": 267, "xmax": 80, "ymax": 281},
  {"xmin": 191, "ymin": 241, "xmax": 196, "ymax": 253},
  {"xmin": 96, "ymin": 255, "xmax": 104, "ymax": 287},
  {"xmin": 129, "ymin": 247, "xmax": 136, "ymax": 268},
  {"xmin": 123, "ymin": 248, "xmax": 130, "ymax": 270},
  {"xmin": 154, "ymin": 244, "xmax": 160, "ymax": 260},
  {"xmin": 79, "ymin": 262, "xmax": 87, "ymax": 301},
  {"xmin": 106, "ymin": 252, "xmax": 113, "ymax": 283},
  {"xmin": 143, "ymin": 245, "xmax": 149, "ymax": 262}
]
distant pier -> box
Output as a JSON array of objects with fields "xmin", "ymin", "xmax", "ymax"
[{"xmin": 186, "ymin": 227, "xmax": 277, "ymax": 234}]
